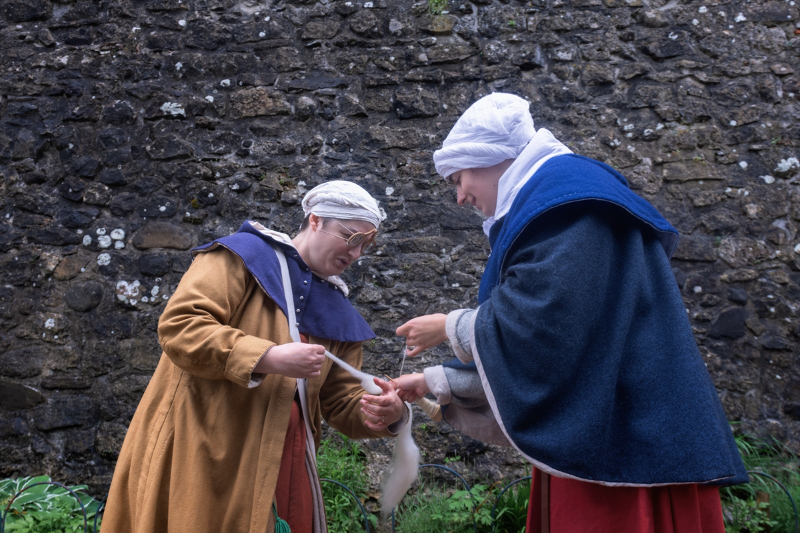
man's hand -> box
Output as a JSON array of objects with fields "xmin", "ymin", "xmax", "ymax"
[
  {"xmin": 255, "ymin": 342, "xmax": 326, "ymax": 379},
  {"xmin": 396, "ymin": 313, "xmax": 448, "ymax": 357},
  {"xmin": 362, "ymin": 378, "xmax": 406, "ymax": 431},
  {"xmin": 391, "ymin": 373, "xmax": 430, "ymax": 403}
]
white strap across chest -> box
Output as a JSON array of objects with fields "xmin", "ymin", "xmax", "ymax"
[{"xmin": 270, "ymin": 244, "xmax": 317, "ymax": 458}]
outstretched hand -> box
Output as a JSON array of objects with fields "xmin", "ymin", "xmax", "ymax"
[
  {"xmin": 396, "ymin": 313, "xmax": 448, "ymax": 357},
  {"xmin": 390, "ymin": 373, "xmax": 429, "ymax": 403},
  {"xmin": 361, "ymin": 377, "xmax": 405, "ymax": 432}
]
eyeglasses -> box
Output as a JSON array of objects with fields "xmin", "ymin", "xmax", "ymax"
[{"xmin": 319, "ymin": 220, "xmax": 378, "ymax": 254}]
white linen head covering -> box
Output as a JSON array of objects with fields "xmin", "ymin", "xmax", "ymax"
[
  {"xmin": 301, "ymin": 180, "xmax": 382, "ymax": 229},
  {"xmin": 433, "ymin": 92, "xmax": 573, "ymax": 236},
  {"xmin": 433, "ymin": 93, "xmax": 535, "ymax": 179}
]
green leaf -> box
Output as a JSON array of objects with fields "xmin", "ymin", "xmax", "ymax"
[
  {"xmin": 23, "ymin": 476, "xmax": 52, "ymax": 491},
  {"xmin": 10, "ymin": 492, "xmax": 48, "ymax": 508}
]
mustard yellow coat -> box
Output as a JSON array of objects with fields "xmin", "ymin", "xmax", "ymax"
[{"xmin": 101, "ymin": 248, "xmax": 391, "ymax": 533}]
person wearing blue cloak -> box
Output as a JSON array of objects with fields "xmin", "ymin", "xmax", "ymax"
[{"xmin": 392, "ymin": 93, "xmax": 748, "ymax": 533}]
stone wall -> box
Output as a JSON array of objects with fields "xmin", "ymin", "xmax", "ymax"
[{"xmin": 0, "ymin": 0, "xmax": 799, "ymax": 494}]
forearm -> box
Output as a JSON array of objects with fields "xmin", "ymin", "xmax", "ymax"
[
  {"xmin": 424, "ymin": 365, "xmax": 487, "ymax": 408},
  {"xmin": 158, "ymin": 252, "xmax": 275, "ymax": 388},
  {"xmin": 160, "ymin": 314, "xmax": 274, "ymax": 383}
]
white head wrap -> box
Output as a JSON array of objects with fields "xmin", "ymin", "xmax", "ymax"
[
  {"xmin": 433, "ymin": 93, "xmax": 573, "ymax": 236},
  {"xmin": 433, "ymin": 93, "xmax": 535, "ymax": 179},
  {"xmin": 301, "ymin": 180, "xmax": 382, "ymax": 229}
]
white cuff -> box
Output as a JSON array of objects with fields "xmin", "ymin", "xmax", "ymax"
[{"xmin": 423, "ymin": 365, "xmax": 452, "ymax": 405}]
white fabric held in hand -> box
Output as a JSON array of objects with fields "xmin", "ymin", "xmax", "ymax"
[
  {"xmin": 380, "ymin": 404, "xmax": 420, "ymax": 519},
  {"xmin": 323, "ymin": 350, "xmax": 381, "ymax": 394}
]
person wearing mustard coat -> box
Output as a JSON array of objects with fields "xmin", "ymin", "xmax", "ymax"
[{"xmin": 102, "ymin": 183, "xmax": 406, "ymax": 533}]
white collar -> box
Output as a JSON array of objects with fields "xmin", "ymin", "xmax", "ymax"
[{"xmin": 483, "ymin": 129, "xmax": 573, "ymax": 236}]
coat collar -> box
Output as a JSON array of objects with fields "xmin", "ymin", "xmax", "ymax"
[
  {"xmin": 246, "ymin": 221, "xmax": 350, "ymax": 296},
  {"xmin": 192, "ymin": 221, "xmax": 375, "ymax": 343}
]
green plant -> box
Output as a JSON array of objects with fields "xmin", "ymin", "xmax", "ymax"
[
  {"xmin": 5, "ymin": 498, "xmax": 87, "ymax": 533},
  {"xmin": 395, "ymin": 485, "xmax": 454, "ymax": 532},
  {"xmin": 507, "ymin": 19, "xmax": 516, "ymax": 27},
  {"xmin": 0, "ymin": 476, "xmax": 103, "ymax": 533},
  {"xmin": 317, "ymin": 436, "xmax": 376, "ymax": 532},
  {"xmin": 428, "ymin": 0, "xmax": 447, "ymax": 16},
  {"xmin": 396, "ymin": 481, "xmax": 513, "ymax": 533},
  {"xmin": 493, "ymin": 479, "xmax": 530, "ymax": 533},
  {"xmin": 721, "ymin": 433, "xmax": 800, "ymax": 533},
  {"xmin": 394, "ymin": 482, "xmax": 487, "ymax": 533},
  {"xmin": 449, "ymin": 484, "xmax": 494, "ymax": 531},
  {"xmin": 444, "ymin": 455, "xmax": 462, "ymax": 464},
  {"xmin": 725, "ymin": 497, "xmax": 777, "ymax": 533}
]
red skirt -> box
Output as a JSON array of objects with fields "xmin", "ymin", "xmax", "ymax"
[
  {"xmin": 526, "ymin": 467, "xmax": 726, "ymax": 533},
  {"xmin": 274, "ymin": 398, "xmax": 314, "ymax": 533},
  {"xmin": 275, "ymin": 332, "xmax": 315, "ymax": 533}
]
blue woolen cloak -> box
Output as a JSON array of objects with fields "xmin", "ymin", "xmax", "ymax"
[
  {"xmin": 192, "ymin": 221, "xmax": 375, "ymax": 343},
  {"xmin": 452, "ymin": 154, "xmax": 748, "ymax": 486}
]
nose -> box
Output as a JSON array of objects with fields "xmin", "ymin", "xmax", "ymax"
[
  {"xmin": 456, "ymin": 187, "xmax": 467, "ymax": 206},
  {"xmin": 347, "ymin": 245, "xmax": 362, "ymax": 261}
]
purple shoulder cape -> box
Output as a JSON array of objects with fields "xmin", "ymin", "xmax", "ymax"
[{"xmin": 192, "ymin": 221, "xmax": 375, "ymax": 343}]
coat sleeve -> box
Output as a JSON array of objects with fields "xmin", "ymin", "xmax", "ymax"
[
  {"xmin": 318, "ymin": 341, "xmax": 404, "ymax": 439},
  {"xmin": 157, "ymin": 248, "xmax": 275, "ymax": 388}
]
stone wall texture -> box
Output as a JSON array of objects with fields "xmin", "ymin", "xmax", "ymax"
[{"xmin": 1, "ymin": 0, "xmax": 799, "ymax": 496}]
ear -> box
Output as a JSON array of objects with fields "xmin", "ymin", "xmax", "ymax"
[{"xmin": 309, "ymin": 213, "xmax": 322, "ymax": 231}]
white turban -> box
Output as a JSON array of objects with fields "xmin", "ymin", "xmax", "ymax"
[
  {"xmin": 433, "ymin": 93, "xmax": 536, "ymax": 179},
  {"xmin": 301, "ymin": 180, "xmax": 382, "ymax": 229}
]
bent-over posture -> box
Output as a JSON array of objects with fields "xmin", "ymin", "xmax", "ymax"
[
  {"xmin": 103, "ymin": 181, "xmax": 406, "ymax": 533},
  {"xmin": 393, "ymin": 93, "xmax": 748, "ymax": 533}
]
